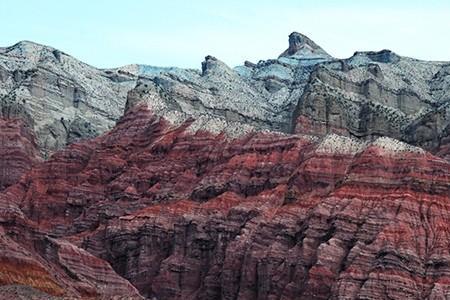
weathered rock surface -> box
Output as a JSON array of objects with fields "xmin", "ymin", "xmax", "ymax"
[
  {"xmin": 292, "ymin": 52, "xmax": 450, "ymax": 153},
  {"xmin": 123, "ymin": 32, "xmax": 335, "ymax": 136},
  {"xmin": 1, "ymin": 32, "xmax": 449, "ymax": 192},
  {"xmin": 1, "ymin": 32, "xmax": 450, "ymax": 299},
  {"xmin": 0, "ymin": 41, "xmax": 137, "ymax": 157},
  {"xmin": 0, "ymin": 118, "xmax": 41, "ymax": 190},
  {"xmin": 2, "ymin": 34, "xmax": 448, "ymax": 155},
  {"xmin": 0, "ymin": 104, "xmax": 447, "ymax": 299},
  {"xmin": 121, "ymin": 32, "xmax": 450, "ymax": 156},
  {"xmin": 0, "ymin": 181, "xmax": 143, "ymax": 299}
]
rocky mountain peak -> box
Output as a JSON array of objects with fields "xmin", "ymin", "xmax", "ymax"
[
  {"xmin": 4, "ymin": 40, "xmax": 44, "ymax": 50},
  {"xmin": 201, "ymin": 55, "xmax": 218, "ymax": 75},
  {"xmin": 201, "ymin": 55, "xmax": 235, "ymax": 78},
  {"xmin": 279, "ymin": 31, "xmax": 331, "ymax": 59},
  {"xmin": 0, "ymin": 40, "xmax": 69, "ymax": 68},
  {"xmin": 288, "ymin": 32, "xmax": 320, "ymax": 52},
  {"xmin": 1, "ymin": 40, "xmax": 52, "ymax": 58}
]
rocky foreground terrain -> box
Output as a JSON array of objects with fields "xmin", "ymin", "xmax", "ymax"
[{"xmin": 0, "ymin": 33, "xmax": 449, "ymax": 299}]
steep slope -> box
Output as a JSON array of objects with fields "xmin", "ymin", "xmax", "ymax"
[
  {"xmin": 1, "ymin": 33, "xmax": 449, "ymax": 156},
  {"xmin": 0, "ymin": 41, "xmax": 137, "ymax": 157},
  {"xmin": 122, "ymin": 32, "xmax": 449, "ymax": 156},
  {"xmin": 0, "ymin": 103, "xmax": 448, "ymax": 299},
  {"xmin": 123, "ymin": 32, "xmax": 336, "ymax": 136},
  {"xmin": 0, "ymin": 118, "xmax": 41, "ymax": 190},
  {"xmin": 292, "ymin": 51, "xmax": 450, "ymax": 151},
  {"xmin": 1, "ymin": 32, "xmax": 449, "ymax": 190},
  {"xmin": 0, "ymin": 32, "xmax": 450, "ymax": 299}
]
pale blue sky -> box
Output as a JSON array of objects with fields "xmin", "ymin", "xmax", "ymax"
[{"xmin": 1, "ymin": 1, "xmax": 449, "ymax": 69}]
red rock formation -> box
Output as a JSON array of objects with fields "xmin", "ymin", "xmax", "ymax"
[
  {"xmin": 0, "ymin": 118, "xmax": 41, "ymax": 190},
  {"xmin": 0, "ymin": 104, "xmax": 449, "ymax": 299},
  {"xmin": 0, "ymin": 187, "xmax": 143, "ymax": 299}
]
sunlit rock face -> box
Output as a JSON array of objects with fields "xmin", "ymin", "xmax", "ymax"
[{"xmin": 0, "ymin": 32, "xmax": 449, "ymax": 299}]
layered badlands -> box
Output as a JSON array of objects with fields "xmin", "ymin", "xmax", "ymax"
[
  {"xmin": 0, "ymin": 104, "xmax": 448, "ymax": 299},
  {"xmin": 0, "ymin": 33, "xmax": 449, "ymax": 299}
]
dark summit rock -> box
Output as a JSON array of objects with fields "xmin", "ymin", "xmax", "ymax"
[
  {"xmin": 244, "ymin": 60, "xmax": 256, "ymax": 68},
  {"xmin": 52, "ymin": 49, "xmax": 62, "ymax": 62},
  {"xmin": 367, "ymin": 63, "xmax": 383, "ymax": 78},
  {"xmin": 201, "ymin": 55, "xmax": 217, "ymax": 75},
  {"xmin": 287, "ymin": 31, "xmax": 321, "ymax": 54},
  {"xmin": 279, "ymin": 31, "xmax": 331, "ymax": 58}
]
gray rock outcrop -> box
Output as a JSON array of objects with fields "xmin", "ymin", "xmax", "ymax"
[
  {"xmin": 0, "ymin": 41, "xmax": 137, "ymax": 157},
  {"xmin": 1, "ymin": 32, "xmax": 449, "ymax": 158}
]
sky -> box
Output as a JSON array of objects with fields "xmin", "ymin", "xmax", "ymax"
[{"xmin": 1, "ymin": 0, "xmax": 450, "ymax": 69}]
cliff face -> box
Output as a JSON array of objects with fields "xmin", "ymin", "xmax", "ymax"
[
  {"xmin": 0, "ymin": 104, "xmax": 448, "ymax": 299},
  {"xmin": 2, "ymin": 33, "xmax": 448, "ymax": 158},
  {"xmin": 0, "ymin": 33, "xmax": 449, "ymax": 299},
  {"xmin": 125, "ymin": 33, "xmax": 449, "ymax": 156},
  {"xmin": 0, "ymin": 41, "xmax": 137, "ymax": 158},
  {"xmin": 0, "ymin": 118, "xmax": 41, "ymax": 190},
  {"xmin": 292, "ymin": 54, "xmax": 450, "ymax": 152}
]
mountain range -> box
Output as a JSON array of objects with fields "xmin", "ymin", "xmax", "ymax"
[{"xmin": 0, "ymin": 32, "xmax": 449, "ymax": 299}]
